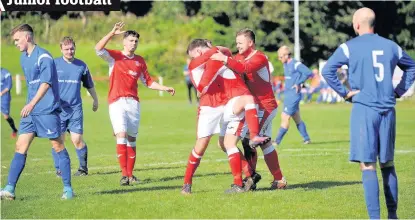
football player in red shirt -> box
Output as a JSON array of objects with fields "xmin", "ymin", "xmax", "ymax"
[
  {"xmin": 95, "ymin": 22, "xmax": 175, "ymax": 186},
  {"xmin": 211, "ymin": 29, "xmax": 287, "ymax": 190},
  {"xmin": 181, "ymin": 39, "xmax": 270, "ymax": 194}
]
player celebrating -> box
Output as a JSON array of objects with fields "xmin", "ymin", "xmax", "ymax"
[
  {"xmin": 274, "ymin": 46, "xmax": 312, "ymax": 146},
  {"xmin": 95, "ymin": 22, "xmax": 175, "ymax": 186},
  {"xmin": 210, "ymin": 28, "xmax": 287, "ymax": 190},
  {"xmin": 1, "ymin": 67, "xmax": 18, "ymax": 137},
  {"xmin": 51, "ymin": 36, "xmax": 99, "ymax": 177},
  {"xmin": 182, "ymin": 39, "xmax": 270, "ymax": 194},
  {"xmin": 0, "ymin": 24, "xmax": 73, "ymax": 200},
  {"xmin": 322, "ymin": 8, "xmax": 415, "ymax": 219}
]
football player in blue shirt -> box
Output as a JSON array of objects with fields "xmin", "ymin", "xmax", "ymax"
[
  {"xmin": 1, "ymin": 67, "xmax": 18, "ymax": 137},
  {"xmin": 0, "ymin": 24, "xmax": 73, "ymax": 200},
  {"xmin": 51, "ymin": 36, "xmax": 99, "ymax": 177},
  {"xmin": 322, "ymin": 8, "xmax": 415, "ymax": 219},
  {"xmin": 274, "ymin": 46, "xmax": 312, "ymax": 146}
]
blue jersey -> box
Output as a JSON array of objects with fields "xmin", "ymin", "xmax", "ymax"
[
  {"xmin": 283, "ymin": 59, "xmax": 312, "ymax": 96},
  {"xmin": 20, "ymin": 46, "xmax": 60, "ymax": 115},
  {"xmin": 54, "ymin": 57, "xmax": 94, "ymax": 111},
  {"xmin": 1, "ymin": 68, "xmax": 12, "ymax": 101},
  {"xmin": 322, "ymin": 33, "xmax": 415, "ymax": 111}
]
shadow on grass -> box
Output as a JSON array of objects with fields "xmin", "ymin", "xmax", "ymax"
[
  {"xmin": 310, "ymin": 140, "xmax": 350, "ymax": 145},
  {"xmin": 95, "ymin": 172, "xmax": 231, "ymax": 194},
  {"xmin": 93, "ymin": 165, "xmax": 185, "ymax": 176},
  {"xmin": 96, "ymin": 185, "xmax": 182, "ymax": 194},
  {"xmin": 256, "ymin": 180, "xmax": 361, "ymax": 191}
]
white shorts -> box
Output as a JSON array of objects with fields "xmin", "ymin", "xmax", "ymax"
[
  {"xmin": 220, "ymin": 96, "xmax": 246, "ymax": 137},
  {"xmin": 197, "ymin": 105, "xmax": 224, "ymax": 139},
  {"xmin": 109, "ymin": 97, "xmax": 140, "ymax": 137},
  {"xmin": 240, "ymin": 107, "xmax": 278, "ymax": 139}
]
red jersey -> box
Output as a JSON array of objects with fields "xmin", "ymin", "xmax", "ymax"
[
  {"xmin": 188, "ymin": 47, "xmax": 250, "ymax": 107},
  {"xmin": 229, "ymin": 51, "xmax": 278, "ymax": 110},
  {"xmin": 97, "ymin": 49, "xmax": 154, "ymax": 104}
]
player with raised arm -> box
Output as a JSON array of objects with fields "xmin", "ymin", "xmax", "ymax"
[
  {"xmin": 181, "ymin": 39, "xmax": 270, "ymax": 194},
  {"xmin": 322, "ymin": 8, "xmax": 415, "ymax": 219},
  {"xmin": 211, "ymin": 28, "xmax": 286, "ymax": 190},
  {"xmin": 1, "ymin": 67, "xmax": 18, "ymax": 137},
  {"xmin": 0, "ymin": 24, "xmax": 73, "ymax": 200},
  {"xmin": 51, "ymin": 36, "xmax": 99, "ymax": 177},
  {"xmin": 95, "ymin": 22, "xmax": 175, "ymax": 186},
  {"xmin": 274, "ymin": 46, "xmax": 312, "ymax": 146}
]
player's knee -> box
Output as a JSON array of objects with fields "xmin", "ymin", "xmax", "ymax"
[
  {"xmin": 127, "ymin": 136, "xmax": 136, "ymax": 142},
  {"xmin": 360, "ymin": 162, "xmax": 376, "ymax": 171},
  {"xmin": 3, "ymin": 114, "xmax": 9, "ymax": 119},
  {"xmin": 116, "ymin": 132, "xmax": 127, "ymax": 139},
  {"xmin": 380, "ymin": 161, "xmax": 394, "ymax": 169},
  {"xmin": 71, "ymin": 135, "xmax": 84, "ymax": 148}
]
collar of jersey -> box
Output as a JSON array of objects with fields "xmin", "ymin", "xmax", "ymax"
[
  {"xmin": 121, "ymin": 52, "xmax": 135, "ymax": 59},
  {"xmin": 26, "ymin": 45, "xmax": 37, "ymax": 57}
]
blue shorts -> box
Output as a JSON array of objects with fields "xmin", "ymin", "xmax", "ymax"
[
  {"xmin": 283, "ymin": 91, "xmax": 301, "ymax": 116},
  {"xmin": 60, "ymin": 108, "xmax": 83, "ymax": 134},
  {"xmin": 19, "ymin": 112, "xmax": 61, "ymax": 139},
  {"xmin": 1, "ymin": 97, "xmax": 10, "ymax": 115},
  {"xmin": 350, "ymin": 103, "xmax": 395, "ymax": 163}
]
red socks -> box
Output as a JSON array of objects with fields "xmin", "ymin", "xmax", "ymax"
[
  {"xmin": 227, "ymin": 147, "xmax": 243, "ymax": 187},
  {"xmin": 263, "ymin": 145, "xmax": 283, "ymax": 181},
  {"xmin": 245, "ymin": 104, "xmax": 259, "ymax": 139},
  {"xmin": 127, "ymin": 141, "xmax": 136, "ymax": 177},
  {"xmin": 184, "ymin": 149, "xmax": 202, "ymax": 184}
]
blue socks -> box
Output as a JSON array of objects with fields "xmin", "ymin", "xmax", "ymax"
[
  {"xmin": 76, "ymin": 144, "xmax": 88, "ymax": 171},
  {"xmin": 381, "ymin": 166, "xmax": 398, "ymax": 219},
  {"xmin": 6, "ymin": 152, "xmax": 27, "ymax": 192},
  {"xmin": 51, "ymin": 148, "xmax": 60, "ymax": 172},
  {"xmin": 57, "ymin": 148, "xmax": 72, "ymax": 188},
  {"xmin": 296, "ymin": 121, "xmax": 310, "ymax": 141},
  {"xmin": 362, "ymin": 170, "xmax": 380, "ymax": 219},
  {"xmin": 275, "ymin": 127, "xmax": 288, "ymax": 145}
]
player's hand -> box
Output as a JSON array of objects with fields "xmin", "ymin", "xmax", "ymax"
[
  {"xmin": 20, "ymin": 103, "xmax": 34, "ymax": 118},
  {"xmin": 210, "ymin": 52, "xmax": 227, "ymax": 63},
  {"xmin": 92, "ymin": 100, "xmax": 98, "ymax": 112},
  {"xmin": 292, "ymin": 84, "xmax": 300, "ymax": 93},
  {"xmin": 111, "ymin": 22, "xmax": 126, "ymax": 35},
  {"xmin": 345, "ymin": 90, "xmax": 360, "ymax": 101},
  {"xmin": 165, "ymin": 87, "xmax": 175, "ymax": 96}
]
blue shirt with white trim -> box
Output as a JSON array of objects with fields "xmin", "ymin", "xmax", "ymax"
[
  {"xmin": 322, "ymin": 33, "xmax": 415, "ymax": 111},
  {"xmin": 20, "ymin": 45, "xmax": 60, "ymax": 115},
  {"xmin": 54, "ymin": 57, "xmax": 94, "ymax": 111},
  {"xmin": 1, "ymin": 68, "xmax": 12, "ymax": 100},
  {"xmin": 283, "ymin": 59, "xmax": 312, "ymax": 96}
]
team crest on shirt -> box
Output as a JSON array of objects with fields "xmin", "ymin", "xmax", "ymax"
[
  {"xmin": 135, "ymin": 61, "xmax": 140, "ymax": 66},
  {"xmin": 128, "ymin": 70, "xmax": 138, "ymax": 76}
]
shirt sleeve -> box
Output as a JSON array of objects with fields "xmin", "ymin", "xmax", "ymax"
[
  {"xmin": 81, "ymin": 65, "xmax": 94, "ymax": 89},
  {"xmin": 4, "ymin": 70, "xmax": 12, "ymax": 90},
  {"xmin": 322, "ymin": 44, "xmax": 350, "ymax": 98},
  {"xmin": 295, "ymin": 62, "xmax": 312, "ymax": 85},
  {"xmin": 38, "ymin": 53, "xmax": 55, "ymax": 85},
  {"xmin": 96, "ymin": 48, "xmax": 116, "ymax": 63},
  {"xmin": 139, "ymin": 59, "xmax": 154, "ymax": 87},
  {"xmin": 226, "ymin": 53, "xmax": 268, "ymax": 78},
  {"xmin": 395, "ymin": 48, "xmax": 415, "ymax": 98}
]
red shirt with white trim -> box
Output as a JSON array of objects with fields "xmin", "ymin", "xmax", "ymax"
[
  {"xmin": 230, "ymin": 51, "xmax": 278, "ymax": 110},
  {"xmin": 96, "ymin": 49, "xmax": 154, "ymax": 104}
]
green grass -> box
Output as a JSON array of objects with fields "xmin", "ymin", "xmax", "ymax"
[{"xmin": 1, "ymin": 85, "xmax": 415, "ymax": 219}]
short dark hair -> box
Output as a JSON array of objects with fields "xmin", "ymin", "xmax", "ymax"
[
  {"xmin": 186, "ymin": 38, "xmax": 209, "ymax": 54},
  {"xmin": 236, "ymin": 28, "xmax": 255, "ymax": 44},
  {"xmin": 11, "ymin": 24, "xmax": 34, "ymax": 36},
  {"xmin": 123, "ymin": 30, "xmax": 140, "ymax": 39},
  {"xmin": 60, "ymin": 36, "xmax": 76, "ymax": 48}
]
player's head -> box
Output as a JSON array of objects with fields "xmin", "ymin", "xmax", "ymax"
[
  {"xmin": 236, "ymin": 28, "xmax": 255, "ymax": 55},
  {"xmin": 60, "ymin": 36, "xmax": 76, "ymax": 61},
  {"xmin": 277, "ymin": 45, "xmax": 292, "ymax": 64},
  {"xmin": 187, "ymin": 39, "xmax": 210, "ymax": 59},
  {"xmin": 123, "ymin": 30, "xmax": 140, "ymax": 53},
  {"xmin": 352, "ymin": 7, "xmax": 375, "ymax": 36},
  {"xmin": 11, "ymin": 24, "xmax": 34, "ymax": 52}
]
